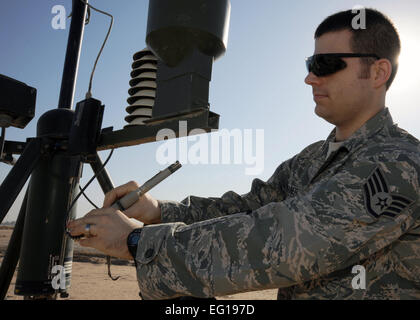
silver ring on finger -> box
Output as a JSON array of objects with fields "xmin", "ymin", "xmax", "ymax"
[{"xmin": 85, "ymin": 223, "xmax": 93, "ymax": 238}]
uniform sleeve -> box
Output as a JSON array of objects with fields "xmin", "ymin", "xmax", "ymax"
[
  {"xmin": 134, "ymin": 157, "xmax": 420, "ymax": 300},
  {"xmin": 158, "ymin": 157, "xmax": 294, "ymax": 225}
]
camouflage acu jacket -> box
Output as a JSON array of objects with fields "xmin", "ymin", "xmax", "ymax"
[{"xmin": 134, "ymin": 108, "xmax": 420, "ymax": 300}]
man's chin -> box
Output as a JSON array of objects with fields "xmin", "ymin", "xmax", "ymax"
[
  {"xmin": 314, "ymin": 104, "xmax": 335, "ymax": 124},
  {"xmin": 314, "ymin": 104, "xmax": 325, "ymax": 117}
]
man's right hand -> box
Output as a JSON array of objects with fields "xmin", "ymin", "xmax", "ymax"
[{"xmin": 102, "ymin": 181, "xmax": 162, "ymax": 225}]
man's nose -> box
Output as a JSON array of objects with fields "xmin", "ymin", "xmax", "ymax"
[{"xmin": 304, "ymin": 72, "xmax": 321, "ymax": 86}]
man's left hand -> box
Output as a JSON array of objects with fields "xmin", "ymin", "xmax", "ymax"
[{"xmin": 67, "ymin": 208, "xmax": 140, "ymax": 260}]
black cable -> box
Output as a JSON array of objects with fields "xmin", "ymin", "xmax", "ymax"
[
  {"xmin": 79, "ymin": 185, "xmax": 99, "ymax": 209},
  {"xmin": 64, "ymin": 149, "xmax": 121, "ymax": 281},
  {"xmin": 0, "ymin": 127, "xmax": 5, "ymax": 159},
  {"xmin": 65, "ymin": 149, "xmax": 114, "ymax": 233}
]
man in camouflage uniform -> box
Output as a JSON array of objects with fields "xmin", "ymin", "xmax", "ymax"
[{"xmin": 68, "ymin": 9, "xmax": 420, "ymax": 299}]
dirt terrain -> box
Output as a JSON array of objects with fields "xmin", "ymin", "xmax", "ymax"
[{"xmin": 0, "ymin": 226, "xmax": 277, "ymax": 300}]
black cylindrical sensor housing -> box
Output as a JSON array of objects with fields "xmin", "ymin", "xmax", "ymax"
[
  {"xmin": 146, "ymin": 0, "xmax": 231, "ymax": 67},
  {"xmin": 68, "ymin": 97, "xmax": 104, "ymax": 161}
]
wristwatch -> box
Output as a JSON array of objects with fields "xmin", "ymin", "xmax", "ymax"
[{"xmin": 127, "ymin": 228, "xmax": 142, "ymax": 260}]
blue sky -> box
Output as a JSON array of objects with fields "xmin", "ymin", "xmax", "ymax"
[{"xmin": 1, "ymin": 0, "xmax": 420, "ymax": 222}]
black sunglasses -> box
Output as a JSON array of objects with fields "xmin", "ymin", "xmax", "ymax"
[{"xmin": 305, "ymin": 53, "xmax": 380, "ymax": 77}]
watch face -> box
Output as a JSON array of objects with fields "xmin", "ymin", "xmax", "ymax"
[
  {"xmin": 128, "ymin": 229, "xmax": 142, "ymax": 259},
  {"xmin": 128, "ymin": 229, "xmax": 142, "ymax": 245}
]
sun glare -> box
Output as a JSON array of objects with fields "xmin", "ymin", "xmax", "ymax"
[
  {"xmin": 387, "ymin": 31, "xmax": 420, "ymax": 128},
  {"xmin": 390, "ymin": 33, "xmax": 420, "ymax": 94}
]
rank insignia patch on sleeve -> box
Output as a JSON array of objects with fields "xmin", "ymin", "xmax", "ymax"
[{"xmin": 363, "ymin": 166, "xmax": 414, "ymax": 218}]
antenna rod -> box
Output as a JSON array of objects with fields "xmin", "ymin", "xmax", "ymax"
[{"xmin": 58, "ymin": 0, "xmax": 88, "ymax": 109}]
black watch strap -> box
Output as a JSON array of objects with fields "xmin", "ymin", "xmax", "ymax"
[{"xmin": 127, "ymin": 228, "xmax": 142, "ymax": 260}]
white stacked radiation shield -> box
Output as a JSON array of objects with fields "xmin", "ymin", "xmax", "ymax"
[{"xmin": 125, "ymin": 48, "xmax": 157, "ymax": 126}]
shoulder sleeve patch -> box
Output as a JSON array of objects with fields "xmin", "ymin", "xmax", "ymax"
[{"xmin": 363, "ymin": 166, "xmax": 415, "ymax": 218}]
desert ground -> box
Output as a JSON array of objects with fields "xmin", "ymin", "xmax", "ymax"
[{"xmin": 0, "ymin": 226, "xmax": 277, "ymax": 300}]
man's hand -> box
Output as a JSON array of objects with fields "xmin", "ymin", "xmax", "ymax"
[
  {"xmin": 103, "ymin": 181, "xmax": 162, "ymax": 225},
  {"xmin": 67, "ymin": 208, "xmax": 140, "ymax": 260}
]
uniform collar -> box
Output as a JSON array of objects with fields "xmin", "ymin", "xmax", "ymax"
[{"xmin": 322, "ymin": 107, "xmax": 394, "ymax": 154}]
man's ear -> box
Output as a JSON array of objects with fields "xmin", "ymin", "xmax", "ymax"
[{"xmin": 372, "ymin": 58, "xmax": 392, "ymax": 89}]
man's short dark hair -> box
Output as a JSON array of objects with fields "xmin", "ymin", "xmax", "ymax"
[{"xmin": 315, "ymin": 8, "xmax": 401, "ymax": 90}]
